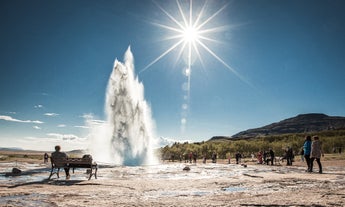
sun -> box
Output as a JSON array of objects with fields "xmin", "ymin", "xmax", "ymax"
[{"xmin": 183, "ymin": 26, "xmax": 200, "ymax": 43}]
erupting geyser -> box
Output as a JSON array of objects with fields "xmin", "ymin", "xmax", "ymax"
[{"xmin": 88, "ymin": 46, "xmax": 157, "ymax": 166}]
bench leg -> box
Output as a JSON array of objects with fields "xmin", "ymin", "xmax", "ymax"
[
  {"xmin": 94, "ymin": 167, "xmax": 97, "ymax": 179},
  {"xmin": 88, "ymin": 166, "xmax": 98, "ymax": 180},
  {"xmin": 88, "ymin": 168, "xmax": 93, "ymax": 180},
  {"xmin": 48, "ymin": 167, "xmax": 60, "ymax": 179}
]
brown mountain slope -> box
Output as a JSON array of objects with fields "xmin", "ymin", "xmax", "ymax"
[{"xmin": 210, "ymin": 113, "xmax": 345, "ymax": 141}]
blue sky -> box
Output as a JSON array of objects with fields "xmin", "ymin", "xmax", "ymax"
[{"xmin": 1, "ymin": 0, "xmax": 345, "ymax": 150}]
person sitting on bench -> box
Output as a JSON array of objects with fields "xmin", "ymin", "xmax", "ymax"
[{"xmin": 51, "ymin": 145, "xmax": 70, "ymax": 180}]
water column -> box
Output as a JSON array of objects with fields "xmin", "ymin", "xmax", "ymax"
[{"xmin": 103, "ymin": 46, "xmax": 157, "ymax": 165}]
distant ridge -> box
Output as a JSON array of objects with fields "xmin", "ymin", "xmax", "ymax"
[
  {"xmin": 0, "ymin": 147, "xmax": 24, "ymax": 151},
  {"xmin": 210, "ymin": 113, "xmax": 345, "ymax": 141}
]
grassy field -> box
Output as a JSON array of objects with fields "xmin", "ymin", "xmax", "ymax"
[{"xmin": 0, "ymin": 150, "xmax": 86, "ymax": 164}]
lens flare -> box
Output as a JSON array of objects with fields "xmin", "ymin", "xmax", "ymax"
[{"xmin": 140, "ymin": 0, "xmax": 251, "ymax": 134}]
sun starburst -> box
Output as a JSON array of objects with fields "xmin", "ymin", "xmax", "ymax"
[
  {"xmin": 140, "ymin": 0, "xmax": 250, "ymax": 133},
  {"xmin": 140, "ymin": 0, "xmax": 247, "ymax": 81}
]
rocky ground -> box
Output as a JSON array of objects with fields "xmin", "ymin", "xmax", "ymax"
[{"xmin": 0, "ymin": 152, "xmax": 344, "ymax": 207}]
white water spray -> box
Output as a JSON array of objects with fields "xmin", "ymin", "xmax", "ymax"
[{"xmin": 88, "ymin": 47, "xmax": 158, "ymax": 166}]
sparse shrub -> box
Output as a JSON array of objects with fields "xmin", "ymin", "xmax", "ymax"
[{"xmin": 160, "ymin": 130, "xmax": 345, "ymax": 159}]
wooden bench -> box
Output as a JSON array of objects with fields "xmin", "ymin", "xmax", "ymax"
[{"xmin": 48, "ymin": 155, "xmax": 98, "ymax": 180}]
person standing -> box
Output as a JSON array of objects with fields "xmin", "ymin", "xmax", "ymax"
[
  {"xmin": 269, "ymin": 148, "xmax": 275, "ymax": 165},
  {"xmin": 257, "ymin": 151, "xmax": 263, "ymax": 164},
  {"xmin": 310, "ymin": 136, "xmax": 324, "ymax": 173},
  {"xmin": 228, "ymin": 152, "xmax": 231, "ymax": 164},
  {"xmin": 286, "ymin": 147, "xmax": 293, "ymax": 166},
  {"xmin": 263, "ymin": 151, "xmax": 267, "ymax": 164},
  {"xmin": 303, "ymin": 136, "xmax": 312, "ymax": 172},
  {"xmin": 192, "ymin": 152, "xmax": 197, "ymax": 164},
  {"xmin": 43, "ymin": 153, "xmax": 49, "ymax": 163},
  {"xmin": 189, "ymin": 152, "xmax": 193, "ymax": 163},
  {"xmin": 251, "ymin": 153, "xmax": 255, "ymax": 162},
  {"xmin": 211, "ymin": 152, "xmax": 217, "ymax": 163},
  {"xmin": 235, "ymin": 152, "xmax": 242, "ymax": 164}
]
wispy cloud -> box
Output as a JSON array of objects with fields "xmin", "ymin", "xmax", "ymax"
[
  {"xmin": 81, "ymin": 113, "xmax": 106, "ymax": 126},
  {"xmin": 57, "ymin": 124, "xmax": 66, "ymax": 128},
  {"xmin": 0, "ymin": 115, "xmax": 44, "ymax": 124},
  {"xmin": 81, "ymin": 114, "xmax": 93, "ymax": 119},
  {"xmin": 158, "ymin": 137, "xmax": 192, "ymax": 147},
  {"xmin": 44, "ymin": 113, "xmax": 59, "ymax": 117},
  {"xmin": 19, "ymin": 134, "xmax": 88, "ymax": 151},
  {"xmin": 47, "ymin": 133, "xmax": 84, "ymax": 141},
  {"xmin": 34, "ymin": 104, "xmax": 43, "ymax": 108},
  {"xmin": 74, "ymin": 125, "xmax": 89, "ymax": 129},
  {"xmin": 33, "ymin": 126, "xmax": 41, "ymax": 130}
]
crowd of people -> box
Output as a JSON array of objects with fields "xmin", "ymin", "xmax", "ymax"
[
  {"xmin": 255, "ymin": 148, "xmax": 276, "ymax": 165},
  {"xmin": 162, "ymin": 135, "xmax": 326, "ymax": 175},
  {"xmin": 252, "ymin": 135, "xmax": 324, "ymax": 173}
]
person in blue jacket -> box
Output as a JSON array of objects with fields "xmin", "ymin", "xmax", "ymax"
[{"xmin": 303, "ymin": 136, "xmax": 312, "ymax": 172}]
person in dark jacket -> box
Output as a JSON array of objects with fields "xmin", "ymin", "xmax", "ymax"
[
  {"xmin": 51, "ymin": 145, "xmax": 70, "ymax": 179},
  {"xmin": 269, "ymin": 148, "xmax": 275, "ymax": 165},
  {"xmin": 303, "ymin": 136, "xmax": 312, "ymax": 172},
  {"xmin": 235, "ymin": 152, "xmax": 242, "ymax": 164}
]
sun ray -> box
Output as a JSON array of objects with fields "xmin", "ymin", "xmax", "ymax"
[
  {"xmin": 139, "ymin": 39, "xmax": 184, "ymax": 74},
  {"xmin": 151, "ymin": 22, "xmax": 184, "ymax": 34},
  {"xmin": 176, "ymin": 0, "xmax": 189, "ymax": 29},
  {"xmin": 196, "ymin": 39, "xmax": 254, "ymax": 87},
  {"xmin": 189, "ymin": 0, "xmax": 193, "ymax": 27},
  {"xmin": 192, "ymin": 0, "xmax": 206, "ymax": 28},
  {"xmin": 163, "ymin": 34, "xmax": 184, "ymax": 41},
  {"xmin": 196, "ymin": 3, "xmax": 229, "ymax": 30},
  {"xmin": 153, "ymin": 0, "xmax": 185, "ymax": 31},
  {"xmin": 199, "ymin": 25, "xmax": 230, "ymax": 34},
  {"xmin": 198, "ymin": 35, "xmax": 221, "ymax": 44},
  {"xmin": 174, "ymin": 41, "xmax": 188, "ymax": 68},
  {"xmin": 192, "ymin": 40, "xmax": 205, "ymax": 67}
]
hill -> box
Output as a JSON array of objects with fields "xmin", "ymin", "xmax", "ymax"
[{"xmin": 210, "ymin": 113, "xmax": 345, "ymax": 141}]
